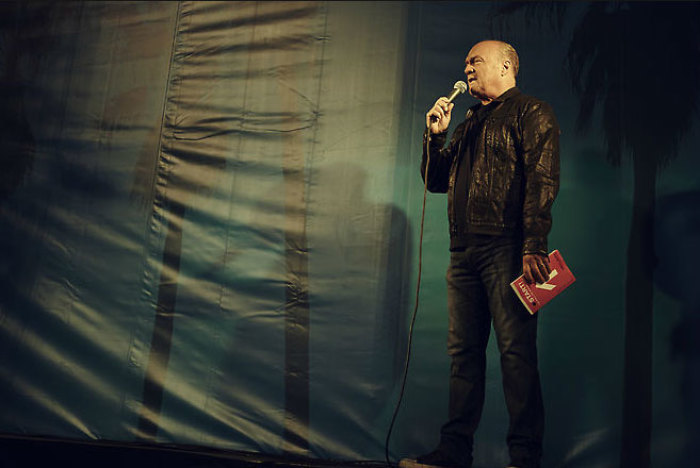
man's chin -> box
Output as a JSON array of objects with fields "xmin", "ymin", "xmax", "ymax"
[{"xmin": 468, "ymin": 88, "xmax": 484, "ymax": 99}]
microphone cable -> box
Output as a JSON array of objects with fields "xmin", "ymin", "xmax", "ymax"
[{"xmin": 384, "ymin": 127, "xmax": 434, "ymax": 466}]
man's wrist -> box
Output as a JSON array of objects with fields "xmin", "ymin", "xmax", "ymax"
[{"xmin": 425, "ymin": 130, "xmax": 447, "ymax": 144}]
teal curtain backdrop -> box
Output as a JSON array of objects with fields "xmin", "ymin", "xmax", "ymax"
[{"xmin": 1, "ymin": 2, "xmax": 698, "ymax": 468}]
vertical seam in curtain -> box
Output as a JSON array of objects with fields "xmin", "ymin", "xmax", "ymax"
[{"xmin": 134, "ymin": 0, "xmax": 184, "ymax": 442}]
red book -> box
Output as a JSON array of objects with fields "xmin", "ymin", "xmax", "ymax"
[{"xmin": 510, "ymin": 250, "xmax": 576, "ymax": 314}]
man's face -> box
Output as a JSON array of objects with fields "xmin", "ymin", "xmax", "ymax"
[{"xmin": 464, "ymin": 41, "xmax": 504, "ymax": 100}]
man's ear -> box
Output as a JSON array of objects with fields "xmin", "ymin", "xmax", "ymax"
[{"xmin": 502, "ymin": 60, "xmax": 511, "ymax": 74}]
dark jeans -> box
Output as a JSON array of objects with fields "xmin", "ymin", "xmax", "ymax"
[{"xmin": 439, "ymin": 235, "xmax": 544, "ymax": 468}]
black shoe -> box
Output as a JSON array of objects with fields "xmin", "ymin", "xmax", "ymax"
[{"xmin": 399, "ymin": 449, "xmax": 470, "ymax": 468}]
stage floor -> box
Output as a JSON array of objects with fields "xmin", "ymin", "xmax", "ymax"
[{"xmin": 0, "ymin": 435, "xmax": 391, "ymax": 468}]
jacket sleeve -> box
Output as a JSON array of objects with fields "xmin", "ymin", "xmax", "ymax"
[
  {"xmin": 520, "ymin": 101, "xmax": 560, "ymax": 256},
  {"xmin": 420, "ymin": 123, "xmax": 464, "ymax": 193}
]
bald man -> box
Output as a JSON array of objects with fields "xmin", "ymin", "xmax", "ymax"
[{"xmin": 401, "ymin": 41, "xmax": 560, "ymax": 468}]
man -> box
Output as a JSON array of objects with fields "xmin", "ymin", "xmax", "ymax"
[{"xmin": 401, "ymin": 40, "xmax": 560, "ymax": 468}]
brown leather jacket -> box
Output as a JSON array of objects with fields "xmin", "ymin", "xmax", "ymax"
[{"xmin": 421, "ymin": 87, "xmax": 560, "ymax": 255}]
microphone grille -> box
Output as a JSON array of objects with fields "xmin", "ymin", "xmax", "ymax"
[{"xmin": 454, "ymin": 81, "xmax": 468, "ymax": 94}]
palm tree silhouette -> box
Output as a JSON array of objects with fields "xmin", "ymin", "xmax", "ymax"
[{"xmin": 493, "ymin": 2, "xmax": 700, "ymax": 467}]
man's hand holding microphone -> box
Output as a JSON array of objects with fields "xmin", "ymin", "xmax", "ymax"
[
  {"xmin": 426, "ymin": 97, "xmax": 454, "ymax": 134},
  {"xmin": 426, "ymin": 81, "xmax": 467, "ymax": 134}
]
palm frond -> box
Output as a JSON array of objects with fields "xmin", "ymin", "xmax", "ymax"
[
  {"xmin": 488, "ymin": 1, "xmax": 569, "ymax": 38},
  {"xmin": 567, "ymin": 2, "xmax": 700, "ymax": 168}
]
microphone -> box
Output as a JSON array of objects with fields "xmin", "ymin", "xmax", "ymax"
[
  {"xmin": 429, "ymin": 81, "xmax": 468, "ymax": 123},
  {"xmin": 445, "ymin": 80, "xmax": 468, "ymax": 103}
]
